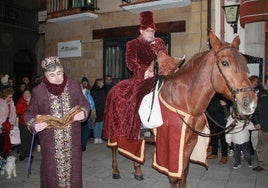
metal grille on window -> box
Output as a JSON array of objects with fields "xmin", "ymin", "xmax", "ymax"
[
  {"xmin": 105, "ymin": 46, "xmax": 124, "ymax": 82},
  {"xmin": 103, "ymin": 34, "xmax": 170, "ymax": 82}
]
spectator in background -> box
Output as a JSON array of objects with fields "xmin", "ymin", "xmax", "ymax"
[
  {"xmin": 80, "ymin": 80, "xmax": 95, "ymax": 151},
  {"xmin": 13, "ymin": 82, "xmax": 27, "ymax": 105},
  {"xmin": 263, "ymin": 75, "xmax": 268, "ymax": 91},
  {"xmin": 104, "ymin": 75, "xmax": 115, "ymax": 92},
  {"xmin": 33, "ymin": 75, "xmax": 43, "ymax": 88},
  {"xmin": 21, "ymin": 76, "xmax": 33, "ymax": 89},
  {"xmin": 81, "ymin": 77, "xmax": 91, "ymax": 90},
  {"xmin": 225, "ymin": 109, "xmax": 256, "ymax": 169},
  {"xmin": 91, "ymin": 78, "xmax": 107, "ymax": 144},
  {"xmin": 248, "ymin": 75, "xmax": 261, "ymax": 155},
  {"xmin": 250, "ymin": 75, "xmax": 268, "ymax": 171},
  {"xmin": 0, "ymin": 87, "xmax": 16, "ymax": 159},
  {"xmin": 0, "ymin": 74, "xmax": 9, "ymax": 90},
  {"xmin": 0, "ymin": 73, "xmax": 3, "ymax": 83},
  {"xmin": 8, "ymin": 76, "xmax": 16, "ymax": 90},
  {"xmin": 206, "ymin": 93, "xmax": 230, "ymax": 164},
  {"xmin": 16, "ymin": 88, "xmax": 32, "ymax": 161}
]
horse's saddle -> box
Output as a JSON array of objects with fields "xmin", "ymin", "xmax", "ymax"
[{"xmin": 147, "ymin": 51, "xmax": 185, "ymax": 76}]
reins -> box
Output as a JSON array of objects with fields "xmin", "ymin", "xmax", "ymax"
[
  {"xmin": 214, "ymin": 46, "xmax": 254, "ymax": 106},
  {"xmin": 174, "ymin": 110, "xmax": 236, "ymax": 137},
  {"xmin": 147, "ymin": 58, "xmax": 159, "ymax": 122},
  {"xmin": 171, "ymin": 46, "xmax": 254, "ymax": 137},
  {"xmin": 175, "ymin": 108, "xmax": 252, "ymax": 137}
]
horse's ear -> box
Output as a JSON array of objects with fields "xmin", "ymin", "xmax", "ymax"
[
  {"xmin": 232, "ymin": 35, "xmax": 240, "ymax": 48},
  {"xmin": 209, "ymin": 31, "xmax": 222, "ymax": 51}
]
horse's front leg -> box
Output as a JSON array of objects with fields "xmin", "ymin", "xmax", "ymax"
[
  {"xmin": 169, "ymin": 177, "xmax": 179, "ymax": 188},
  {"xmin": 178, "ymin": 172, "xmax": 187, "ymax": 188},
  {"xmin": 169, "ymin": 172, "xmax": 188, "ymax": 188},
  {"xmin": 133, "ymin": 161, "xmax": 143, "ymax": 180},
  {"xmin": 111, "ymin": 146, "xmax": 120, "ymax": 179},
  {"xmin": 177, "ymin": 135, "xmax": 195, "ymax": 188}
]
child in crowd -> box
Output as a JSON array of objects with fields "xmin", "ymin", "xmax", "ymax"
[{"xmin": 225, "ymin": 109, "xmax": 256, "ymax": 169}]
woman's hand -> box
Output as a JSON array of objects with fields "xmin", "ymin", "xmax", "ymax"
[{"xmin": 73, "ymin": 111, "xmax": 85, "ymax": 121}]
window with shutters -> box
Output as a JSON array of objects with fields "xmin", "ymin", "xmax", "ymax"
[{"xmin": 103, "ymin": 34, "xmax": 170, "ymax": 83}]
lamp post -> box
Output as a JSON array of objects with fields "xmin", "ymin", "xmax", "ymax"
[{"xmin": 222, "ymin": 4, "xmax": 240, "ymax": 34}]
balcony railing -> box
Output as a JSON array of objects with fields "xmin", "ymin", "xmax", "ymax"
[
  {"xmin": 46, "ymin": 0, "xmax": 99, "ymax": 23},
  {"xmin": 47, "ymin": 0, "xmax": 97, "ymax": 14},
  {"xmin": 0, "ymin": 1, "xmax": 38, "ymax": 32}
]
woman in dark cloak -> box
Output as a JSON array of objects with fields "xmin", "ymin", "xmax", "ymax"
[{"xmin": 24, "ymin": 56, "xmax": 90, "ymax": 188}]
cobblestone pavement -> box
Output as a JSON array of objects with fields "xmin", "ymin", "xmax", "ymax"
[{"xmin": 1, "ymin": 140, "xmax": 268, "ymax": 188}]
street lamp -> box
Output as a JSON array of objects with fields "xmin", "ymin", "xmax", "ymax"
[{"xmin": 222, "ymin": 4, "xmax": 240, "ymax": 33}]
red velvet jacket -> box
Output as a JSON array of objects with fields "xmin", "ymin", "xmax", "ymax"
[
  {"xmin": 16, "ymin": 96, "xmax": 28, "ymax": 125},
  {"xmin": 103, "ymin": 35, "xmax": 167, "ymax": 141}
]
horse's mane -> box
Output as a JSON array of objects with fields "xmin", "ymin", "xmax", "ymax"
[
  {"xmin": 179, "ymin": 50, "xmax": 209, "ymax": 72},
  {"xmin": 233, "ymin": 51, "xmax": 249, "ymax": 73},
  {"xmin": 179, "ymin": 47, "xmax": 248, "ymax": 74}
]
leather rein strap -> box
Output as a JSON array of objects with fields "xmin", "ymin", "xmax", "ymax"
[
  {"xmin": 214, "ymin": 46, "xmax": 254, "ymax": 105},
  {"xmin": 175, "ymin": 46, "xmax": 253, "ymax": 137}
]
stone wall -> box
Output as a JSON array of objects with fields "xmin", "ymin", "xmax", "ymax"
[{"xmin": 44, "ymin": 1, "xmax": 210, "ymax": 85}]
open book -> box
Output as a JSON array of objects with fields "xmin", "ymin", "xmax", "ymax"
[{"xmin": 35, "ymin": 105, "xmax": 81, "ymax": 129}]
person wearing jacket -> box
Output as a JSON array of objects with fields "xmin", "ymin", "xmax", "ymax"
[
  {"xmin": 81, "ymin": 81, "xmax": 95, "ymax": 151},
  {"xmin": 206, "ymin": 93, "xmax": 230, "ymax": 164},
  {"xmin": 16, "ymin": 88, "xmax": 32, "ymax": 160},
  {"xmin": 91, "ymin": 78, "xmax": 107, "ymax": 144},
  {"xmin": 250, "ymin": 76, "xmax": 268, "ymax": 171},
  {"xmin": 0, "ymin": 87, "xmax": 16, "ymax": 159},
  {"xmin": 225, "ymin": 109, "xmax": 256, "ymax": 169}
]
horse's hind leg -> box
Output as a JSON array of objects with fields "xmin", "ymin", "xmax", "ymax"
[
  {"xmin": 111, "ymin": 147, "xmax": 120, "ymax": 179},
  {"xmin": 133, "ymin": 161, "xmax": 143, "ymax": 180}
]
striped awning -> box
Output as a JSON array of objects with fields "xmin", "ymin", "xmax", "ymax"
[{"xmin": 240, "ymin": 0, "xmax": 268, "ymax": 28}]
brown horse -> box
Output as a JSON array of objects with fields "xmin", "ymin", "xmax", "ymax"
[
  {"xmin": 105, "ymin": 31, "xmax": 257, "ymax": 187},
  {"xmin": 153, "ymin": 31, "xmax": 257, "ymax": 188}
]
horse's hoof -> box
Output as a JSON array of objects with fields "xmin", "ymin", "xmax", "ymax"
[
  {"xmin": 134, "ymin": 174, "xmax": 144, "ymax": 181},
  {"xmin": 112, "ymin": 173, "xmax": 120, "ymax": 179}
]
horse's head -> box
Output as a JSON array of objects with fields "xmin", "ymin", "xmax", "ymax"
[{"xmin": 209, "ymin": 31, "xmax": 257, "ymax": 115}]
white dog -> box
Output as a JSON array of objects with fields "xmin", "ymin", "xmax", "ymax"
[{"xmin": 0, "ymin": 156, "xmax": 17, "ymax": 179}]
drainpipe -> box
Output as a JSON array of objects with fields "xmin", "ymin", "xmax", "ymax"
[
  {"xmin": 220, "ymin": 0, "xmax": 225, "ymax": 41},
  {"xmin": 207, "ymin": 0, "xmax": 211, "ymax": 36}
]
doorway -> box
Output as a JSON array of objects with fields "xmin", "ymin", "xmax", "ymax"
[{"xmin": 13, "ymin": 49, "xmax": 36, "ymax": 84}]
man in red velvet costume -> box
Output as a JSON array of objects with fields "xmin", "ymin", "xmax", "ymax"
[
  {"xmin": 24, "ymin": 56, "xmax": 90, "ymax": 188},
  {"xmin": 103, "ymin": 11, "xmax": 168, "ymax": 178}
]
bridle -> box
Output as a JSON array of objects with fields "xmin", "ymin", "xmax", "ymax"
[
  {"xmin": 175, "ymin": 46, "xmax": 254, "ymax": 137},
  {"xmin": 214, "ymin": 46, "xmax": 254, "ymax": 105}
]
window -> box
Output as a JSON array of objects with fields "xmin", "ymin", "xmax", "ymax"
[{"xmin": 103, "ymin": 34, "xmax": 170, "ymax": 82}]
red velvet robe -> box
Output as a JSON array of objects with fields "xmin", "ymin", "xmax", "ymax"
[{"xmin": 103, "ymin": 35, "xmax": 167, "ymax": 162}]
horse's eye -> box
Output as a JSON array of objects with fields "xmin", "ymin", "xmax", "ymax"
[{"xmin": 221, "ymin": 60, "xmax": 229, "ymax": 67}]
